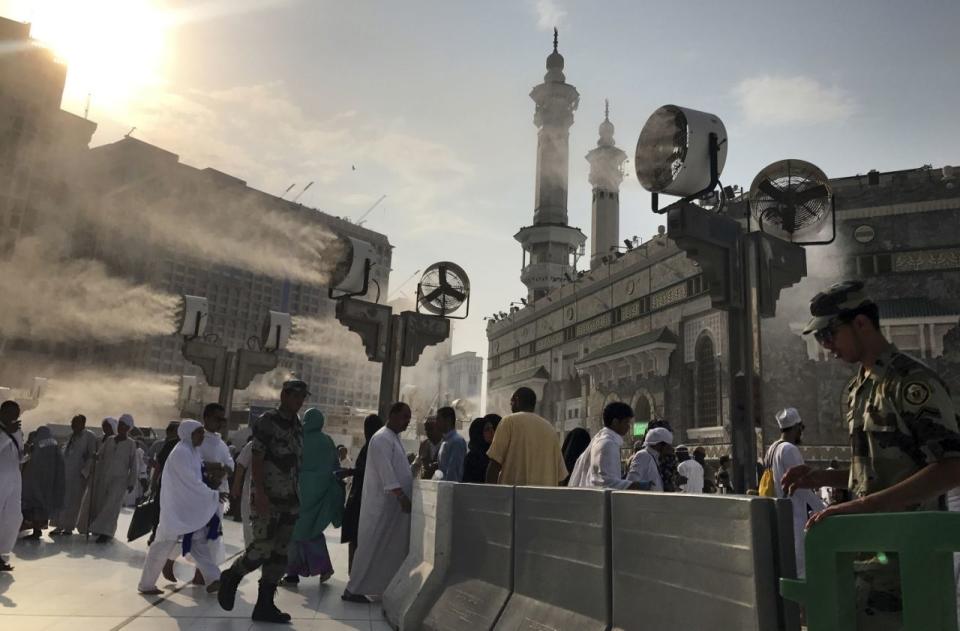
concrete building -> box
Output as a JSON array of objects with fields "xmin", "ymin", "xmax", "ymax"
[
  {"xmin": 78, "ymin": 136, "xmax": 392, "ymax": 427},
  {"xmin": 487, "ymin": 35, "xmax": 960, "ymax": 464},
  {"xmin": 0, "ymin": 17, "xmax": 97, "ymax": 363},
  {"xmin": 439, "ymin": 350, "xmax": 484, "ymax": 420}
]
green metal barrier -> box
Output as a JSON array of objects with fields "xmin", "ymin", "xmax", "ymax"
[{"xmin": 780, "ymin": 512, "xmax": 960, "ymax": 631}]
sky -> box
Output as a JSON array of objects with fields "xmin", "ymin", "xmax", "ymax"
[{"xmin": 3, "ymin": 0, "xmax": 959, "ymax": 360}]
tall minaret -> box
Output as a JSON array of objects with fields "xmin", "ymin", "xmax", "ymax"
[
  {"xmin": 515, "ymin": 29, "xmax": 586, "ymax": 302},
  {"xmin": 586, "ymin": 101, "xmax": 627, "ymax": 268}
]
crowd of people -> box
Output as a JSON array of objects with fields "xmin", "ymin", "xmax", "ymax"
[{"xmin": 2, "ymin": 281, "xmax": 960, "ymax": 627}]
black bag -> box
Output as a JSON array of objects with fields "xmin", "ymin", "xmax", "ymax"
[{"xmin": 127, "ymin": 496, "xmax": 159, "ymax": 542}]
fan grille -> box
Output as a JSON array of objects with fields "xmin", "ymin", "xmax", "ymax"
[
  {"xmin": 749, "ymin": 159, "xmax": 831, "ymax": 235},
  {"xmin": 418, "ymin": 262, "xmax": 469, "ymax": 316}
]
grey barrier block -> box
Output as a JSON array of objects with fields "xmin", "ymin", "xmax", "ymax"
[
  {"xmin": 383, "ymin": 480, "xmax": 454, "ymax": 630},
  {"xmin": 494, "ymin": 487, "xmax": 611, "ymax": 631},
  {"xmin": 422, "ymin": 484, "xmax": 515, "ymax": 631},
  {"xmin": 610, "ymin": 492, "xmax": 790, "ymax": 631}
]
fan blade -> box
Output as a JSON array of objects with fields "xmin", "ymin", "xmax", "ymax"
[
  {"xmin": 758, "ymin": 179, "xmax": 788, "ymax": 204},
  {"xmin": 445, "ymin": 287, "xmax": 466, "ymax": 302},
  {"xmin": 423, "ymin": 287, "xmax": 445, "ymax": 303},
  {"xmin": 794, "ymin": 184, "xmax": 829, "ymax": 205}
]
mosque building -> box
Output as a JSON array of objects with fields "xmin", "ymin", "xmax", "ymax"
[{"xmin": 485, "ymin": 32, "xmax": 960, "ymax": 463}]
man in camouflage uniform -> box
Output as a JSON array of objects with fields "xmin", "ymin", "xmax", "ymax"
[
  {"xmin": 218, "ymin": 380, "xmax": 307, "ymax": 623},
  {"xmin": 783, "ymin": 281, "xmax": 960, "ymax": 630}
]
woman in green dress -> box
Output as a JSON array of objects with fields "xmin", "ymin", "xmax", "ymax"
[{"xmin": 283, "ymin": 408, "xmax": 344, "ymax": 584}]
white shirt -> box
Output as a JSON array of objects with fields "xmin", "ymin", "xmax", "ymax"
[
  {"xmin": 677, "ymin": 458, "xmax": 704, "ymax": 493},
  {"xmin": 766, "ymin": 440, "xmax": 824, "ymax": 577},
  {"xmin": 199, "ymin": 430, "xmax": 234, "ymax": 492},
  {"xmin": 626, "ymin": 446, "xmax": 664, "ymax": 491},
  {"xmin": 568, "ymin": 427, "xmax": 632, "ymax": 490},
  {"xmin": 0, "ymin": 430, "xmax": 23, "ymax": 479}
]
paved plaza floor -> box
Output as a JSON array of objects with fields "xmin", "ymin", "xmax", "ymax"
[{"xmin": 0, "ymin": 509, "xmax": 389, "ymax": 630}]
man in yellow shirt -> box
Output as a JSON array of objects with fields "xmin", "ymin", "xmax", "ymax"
[{"xmin": 485, "ymin": 387, "xmax": 567, "ymax": 486}]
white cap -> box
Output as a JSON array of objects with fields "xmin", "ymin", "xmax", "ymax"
[
  {"xmin": 643, "ymin": 427, "xmax": 674, "ymax": 447},
  {"xmin": 776, "ymin": 408, "xmax": 802, "ymax": 430}
]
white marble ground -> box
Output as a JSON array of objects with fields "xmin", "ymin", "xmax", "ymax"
[{"xmin": 0, "ymin": 509, "xmax": 390, "ymax": 630}]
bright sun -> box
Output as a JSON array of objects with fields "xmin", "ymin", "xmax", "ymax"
[{"xmin": 16, "ymin": 0, "xmax": 170, "ymax": 112}]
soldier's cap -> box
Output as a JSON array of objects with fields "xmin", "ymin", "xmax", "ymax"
[
  {"xmin": 281, "ymin": 379, "xmax": 311, "ymax": 395},
  {"xmin": 802, "ymin": 280, "xmax": 874, "ymax": 335}
]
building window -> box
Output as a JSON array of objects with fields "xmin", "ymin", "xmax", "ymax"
[{"xmin": 695, "ymin": 333, "xmax": 719, "ymax": 427}]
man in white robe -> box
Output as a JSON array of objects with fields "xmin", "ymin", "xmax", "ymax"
[
  {"xmin": 341, "ymin": 402, "xmax": 413, "ymax": 602},
  {"xmin": 569, "ymin": 402, "xmax": 642, "ymax": 490},
  {"xmin": 81, "ymin": 414, "xmax": 138, "ymax": 542},
  {"xmin": 53, "ymin": 415, "xmax": 98, "ymax": 535},
  {"xmin": 138, "ymin": 420, "xmax": 224, "ymax": 594},
  {"xmin": 676, "ymin": 445, "xmax": 705, "ymax": 494},
  {"xmin": 0, "ymin": 401, "xmax": 23, "ymax": 572},
  {"xmin": 626, "ymin": 427, "xmax": 674, "ymax": 491},
  {"xmin": 232, "ymin": 440, "xmax": 254, "ymax": 549},
  {"xmin": 765, "ymin": 407, "xmax": 823, "ymax": 577}
]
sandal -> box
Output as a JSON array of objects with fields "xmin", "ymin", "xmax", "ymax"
[{"xmin": 340, "ymin": 590, "xmax": 369, "ymax": 603}]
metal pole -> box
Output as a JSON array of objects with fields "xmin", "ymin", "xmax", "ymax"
[
  {"xmin": 729, "ymin": 235, "xmax": 762, "ymax": 492},
  {"xmin": 377, "ymin": 314, "xmax": 404, "ymax": 420},
  {"xmin": 219, "ymin": 350, "xmax": 237, "ymax": 436}
]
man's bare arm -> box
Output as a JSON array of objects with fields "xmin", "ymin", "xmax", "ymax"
[{"xmin": 485, "ymin": 459, "xmax": 502, "ymax": 484}]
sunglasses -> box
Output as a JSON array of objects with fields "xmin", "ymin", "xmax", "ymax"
[{"xmin": 814, "ymin": 319, "xmax": 847, "ymax": 345}]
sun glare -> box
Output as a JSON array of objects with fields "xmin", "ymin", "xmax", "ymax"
[{"xmin": 17, "ymin": 0, "xmax": 170, "ymax": 113}]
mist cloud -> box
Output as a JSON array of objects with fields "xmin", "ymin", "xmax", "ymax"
[
  {"xmin": 0, "ymin": 235, "xmax": 178, "ymax": 344},
  {"xmin": 23, "ymin": 368, "xmax": 179, "ymax": 431}
]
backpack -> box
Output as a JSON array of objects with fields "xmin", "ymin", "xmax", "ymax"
[{"xmin": 758, "ymin": 440, "xmax": 785, "ymax": 498}]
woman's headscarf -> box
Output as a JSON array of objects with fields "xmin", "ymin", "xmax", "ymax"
[
  {"xmin": 292, "ymin": 408, "xmax": 344, "ymax": 541},
  {"xmin": 562, "ymin": 428, "xmax": 592, "ymax": 478},
  {"xmin": 103, "ymin": 417, "xmax": 119, "ymax": 433},
  {"xmin": 177, "ymin": 419, "xmax": 202, "ymax": 446},
  {"xmin": 35, "ymin": 425, "xmax": 58, "ymax": 448},
  {"xmin": 118, "ymin": 413, "xmax": 135, "ymax": 429},
  {"xmin": 363, "ymin": 414, "xmax": 383, "ymax": 443},
  {"xmin": 467, "ymin": 418, "xmax": 487, "ymax": 452}
]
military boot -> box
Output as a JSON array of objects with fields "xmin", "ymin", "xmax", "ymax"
[
  {"xmin": 251, "ymin": 580, "xmax": 291, "ymax": 624},
  {"xmin": 216, "ymin": 568, "xmax": 241, "ymax": 611}
]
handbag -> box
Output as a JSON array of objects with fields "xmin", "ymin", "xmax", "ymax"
[{"xmin": 127, "ymin": 495, "xmax": 159, "ymax": 542}]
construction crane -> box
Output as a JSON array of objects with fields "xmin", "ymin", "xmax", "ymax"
[{"xmin": 356, "ymin": 194, "xmax": 386, "ymax": 227}]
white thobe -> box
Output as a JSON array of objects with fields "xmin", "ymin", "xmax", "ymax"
[
  {"xmin": 568, "ymin": 427, "xmax": 632, "ymax": 490},
  {"xmin": 235, "ymin": 441, "xmax": 254, "ymax": 549},
  {"xmin": 80, "ymin": 436, "xmax": 137, "ymax": 537},
  {"xmin": 346, "ymin": 426, "xmax": 413, "ymax": 596},
  {"xmin": 677, "ymin": 459, "xmax": 705, "ymax": 494},
  {"xmin": 767, "ymin": 440, "xmax": 824, "ymax": 577},
  {"xmin": 626, "ymin": 446, "xmax": 664, "ymax": 491},
  {"xmin": 0, "ymin": 430, "xmax": 23, "ymax": 558},
  {"xmin": 55, "ymin": 430, "xmax": 98, "ymax": 530},
  {"xmin": 196, "ymin": 430, "xmax": 233, "ymax": 563}
]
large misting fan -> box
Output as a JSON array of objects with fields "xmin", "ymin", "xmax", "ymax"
[
  {"xmin": 749, "ymin": 159, "xmax": 833, "ymax": 241},
  {"xmin": 417, "ymin": 261, "xmax": 470, "ymax": 318}
]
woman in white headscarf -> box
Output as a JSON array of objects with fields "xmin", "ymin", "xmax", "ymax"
[{"xmin": 138, "ymin": 420, "xmax": 224, "ymax": 595}]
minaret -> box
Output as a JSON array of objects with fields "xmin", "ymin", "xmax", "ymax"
[
  {"xmin": 515, "ymin": 29, "xmax": 586, "ymax": 302},
  {"xmin": 586, "ymin": 100, "xmax": 627, "ymax": 268}
]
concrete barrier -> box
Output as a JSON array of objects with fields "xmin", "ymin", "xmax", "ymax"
[
  {"xmin": 383, "ymin": 480, "xmax": 454, "ymax": 630},
  {"xmin": 422, "ymin": 484, "xmax": 515, "ymax": 631},
  {"xmin": 494, "ymin": 487, "xmax": 611, "ymax": 631},
  {"xmin": 610, "ymin": 492, "xmax": 796, "ymax": 631}
]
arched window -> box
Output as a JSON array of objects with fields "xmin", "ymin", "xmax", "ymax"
[
  {"xmin": 633, "ymin": 395, "xmax": 651, "ymax": 424},
  {"xmin": 695, "ymin": 334, "xmax": 719, "ymax": 427}
]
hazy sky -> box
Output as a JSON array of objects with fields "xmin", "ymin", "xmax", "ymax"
[{"xmin": 4, "ymin": 0, "xmax": 959, "ymax": 358}]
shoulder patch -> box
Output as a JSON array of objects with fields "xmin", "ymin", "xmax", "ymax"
[{"xmin": 905, "ymin": 382, "xmax": 931, "ymax": 406}]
